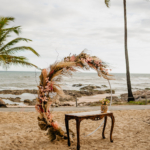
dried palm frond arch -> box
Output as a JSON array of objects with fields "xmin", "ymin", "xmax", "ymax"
[{"xmin": 35, "ymin": 50, "xmax": 113, "ymax": 141}]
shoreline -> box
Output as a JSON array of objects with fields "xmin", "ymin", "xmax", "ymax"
[
  {"xmin": 0, "ymin": 87, "xmax": 150, "ymax": 107},
  {"xmin": 0, "ymin": 87, "xmax": 117, "ymax": 107}
]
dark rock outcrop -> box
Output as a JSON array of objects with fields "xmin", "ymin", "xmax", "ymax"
[
  {"xmin": 8, "ymin": 97, "xmax": 21, "ymax": 102},
  {"xmin": 105, "ymin": 89, "xmax": 115, "ymax": 94},
  {"xmin": 0, "ymin": 98, "xmax": 7, "ymax": 108},
  {"xmin": 120, "ymin": 90, "xmax": 150, "ymax": 101},
  {"xmin": 28, "ymin": 99, "xmax": 36, "ymax": 105},
  {"xmin": 0, "ymin": 89, "xmax": 38, "ymax": 95},
  {"xmin": 24, "ymin": 99, "xmax": 31, "ymax": 103},
  {"xmin": 106, "ymin": 96, "xmax": 121, "ymax": 103},
  {"xmin": 97, "ymin": 90, "xmax": 106, "ymax": 94},
  {"xmin": 101, "ymin": 85, "xmax": 107, "ymax": 88},
  {"xmin": 59, "ymin": 96, "xmax": 76, "ymax": 102},
  {"xmin": 80, "ymin": 85, "xmax": 101, "ymax": 91},
  {"xmin": 72, "ymin": 84, "xmax": 83, "ymax": 87}
]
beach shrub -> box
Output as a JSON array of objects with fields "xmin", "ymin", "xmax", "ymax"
[{"xmin": 128, "ymin": 101, "xmax": 146, "ymax": 105}]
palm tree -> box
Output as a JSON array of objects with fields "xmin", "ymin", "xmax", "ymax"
[
  {"xmin": 104, "ymin": 0, "xmax": 134, "ymax": 101},
  {"xmin": 0, "ymin": 17, "xmax": 40, "ymax": 69}
]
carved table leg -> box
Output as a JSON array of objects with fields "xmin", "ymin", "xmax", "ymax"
[
  {"xmin": 65, "ymin": 116, "xmax": 70, "ymax": 146},
  {"xmin": 76, "ymin": 118, "xmax": 81, "ymax": 150},
  {"xmin": 102, "ymin": 116, "xmax": 107, "ymax": 139},
  {"xmin": 110, "ymin": 115, "xmax": 115, "ymax": 142}
]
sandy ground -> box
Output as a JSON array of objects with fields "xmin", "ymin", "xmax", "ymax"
[
  {"xmin": 76, "ymin": 94, "xmax": 118, "ymax": 103},
  {"xmin": 0, "ymin": 110, "xmax": 150, "ymax": 150},
  {"xmin": 64, "ymin": 94, "xmax": 118, "ymax": 105}
]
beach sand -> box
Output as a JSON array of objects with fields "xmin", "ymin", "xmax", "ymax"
[
  {"xmin": 77, "ymin": 94, "xmax": 117, "ymax": 103},
  {"xmin": 62, "ymin": 94, "xmax": 118, "ymax": 106},
  {"xmin": 0, "ymin": 109, "xmax": 150, "ymax": 150}
]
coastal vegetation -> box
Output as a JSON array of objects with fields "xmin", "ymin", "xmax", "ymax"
[{"xmin": 0, "ymin": 17, "xmax": 40, "ymax": 69}]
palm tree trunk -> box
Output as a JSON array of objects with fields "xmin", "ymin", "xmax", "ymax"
[{"xmin": 123, "ymin": 0, "xmax": 134, "ymax": 102}]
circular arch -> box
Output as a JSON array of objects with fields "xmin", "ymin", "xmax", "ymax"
[{"xmin": 35, "ymin": 50, "xmax": 113, "ymax": 141}]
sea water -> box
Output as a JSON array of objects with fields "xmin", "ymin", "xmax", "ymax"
[{"xmin": 0, "ymin": 71, "xmax": 150, "ymax": 94}]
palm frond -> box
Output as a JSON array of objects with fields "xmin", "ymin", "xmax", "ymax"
[
  {"xmin": 0, "ymin": 54, "xmax": 40, "ymax": 69},
  {"xmin": 1, "ymin": 26, "xmax": 21, "ymax": 35},
  {"xmin": 56, "ymin": 62, "xmax": 76, "ymax": 68},
  {"xmin": 105, "ymin": 0, "xmax": 110, "ymax": 8},
  {"xmin": 101, "ymin": 73, "xmax": 114, "ymax": 80},
  {"xmin": 51, "ymin": 69, "xmax": 63, "ymax": 80},
  {"xmin": 53, "ymin": 86, "xmax": 65, "ymax": 97},
  {"xmin": 50, "ymin": 62, "xmax": 58, "ymax": 72},
  {"xmin": 0, "ymin": 26, "xmax": 21, "ymax": 44},
  {"xmin": 7, "ymin": 59, "xmax": 40, "ymax": 69},
  {"xmin": 0, "ymin": 37, "xmax": 32, "ymax": 52},
  {"xmin": 0, "ymin": 55, "xmax": 6, "ymax": 64},
  {"xmin": 0, "ymin": 16, "xmax": 40, "ymax": 70},
  {"xmin": 41, "ymin": 69, "xmax": 48, "ymax": 87},
  {"xmin": 0, "ymin": 30, "xmax": 10, "ymax": 44},
  {"xmin": 0, "ymin": 55, "xmax": 27, "ymax": 62},
  {"xmin": 2, "ymin": 46, "xmax": 40, "ymax": 56},
  {"xmin": 0, "ymin": 17, "xmax": 14, "ymax": 29},
  {"xmin": 53, "ymin": 83, "xmax": 62, "ymax": 88}
]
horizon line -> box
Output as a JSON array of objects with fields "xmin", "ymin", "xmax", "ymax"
[{"xmin": 0, "ymin": 70, "xmax": 149, "ymax": 74}]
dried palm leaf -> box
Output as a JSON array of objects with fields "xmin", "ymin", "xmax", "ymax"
[
  {"xmin": 56, "ymin": 62, "xmax": 76, "ymax": 68},
  {"xmin": 42, "ymin": 69, "xmax": 47, "ymax": 87},
  {"xmin": 46, "ymin": 101, "xmax": 52, "ymax": 113},
  {"xmin": 61, "ymin": 69, "xmax": 73, "ymax": 77},
  {"xmin": 97, "ymin": 69, "xmax": 102, "ymax": 77},
  {"xmin": 53, "ymin": 86, "xmax": 65, "ymax": 97},
  {"xmin": 88, "ymin": 62, "xmax": 97, "ymax": 70},
  {"xmin": 51, "ymin": 69, "xmax": 63, "ymax": 80},
  {"xmin": 53, "ymin": 83, "xmax": 61, "ymax": 88},
  {"xmin": 39, "ymin": 74, "xmax": 43, "ymax": 86},
  {"xmin": 69, "ymin": 67, "xmax": 77, "ymax": 72},
  {"xmin": 50, "ymin": 62, "xmax": 58, "ymax": 72},
  {"xmin": 42, "ymin": 102, "xmax": 47, "ymax": 112},
  {"xmin": 101, "ymin": 73, "xmax": 114, "ymax": 80},
  {"xmin": 107, "ymin": 74, "xmax": 114, "ymax": 76},
  {"xmin": 76, "ymin": 61, "xmax": 85, "ymax": 68}
]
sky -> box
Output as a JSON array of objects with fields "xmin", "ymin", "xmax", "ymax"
[{"xmin": 0, "ymin": 0, "xmax": 150, "ymax": 73}]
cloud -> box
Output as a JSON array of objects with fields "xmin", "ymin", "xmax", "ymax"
[{"xmin": 0, "ymin": 0, "xmax": 150, "ymax": 73}]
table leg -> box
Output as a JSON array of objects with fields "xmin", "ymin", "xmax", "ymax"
[
  {"xmin": 102, "ymin": 116, "xmax": 107, "ymax": 139},
  {"xmin": 65, "ymin": 116, "xmax": 70, "ymax": 146},
  {"xmin": 76, "ymin": 118, "xmax": 81, "ymax": 150},
  {"xmin": 110, "ymin": 115, "xmax": 115, "ymax": 142}
]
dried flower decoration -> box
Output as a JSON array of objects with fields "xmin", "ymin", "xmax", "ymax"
[
  {"xmin": 36, "ymin": 50, "xmax": 113, "ymax": 141},
  {"xmin": 100, "ymin": 98, "xmax": 110, "ymax": 105}
]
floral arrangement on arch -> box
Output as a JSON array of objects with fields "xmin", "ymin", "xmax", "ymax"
[{"xmin": 35, "ymin": 50, "xmax": 113, "ymax": 141}]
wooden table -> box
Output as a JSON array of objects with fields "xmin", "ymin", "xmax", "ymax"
[{"xmin": 65, "ymin": 110, "xmax": 115, "ymax": 150}]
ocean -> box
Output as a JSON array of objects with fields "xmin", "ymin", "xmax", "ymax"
[{"xmin": 0, "ymin": 71, "xmax": 150, "ymax": 95}]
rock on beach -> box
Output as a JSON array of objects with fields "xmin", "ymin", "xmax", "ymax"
[{"xmin": 0, "ymin": 98, "xmax": 7, "ymax": 108}]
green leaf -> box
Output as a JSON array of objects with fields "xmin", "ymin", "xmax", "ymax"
[
  {"xmin": 2, "ymin": 26, "xmax": 21, "ymax": 35},
  {"xmin": 0, "ymin": 17, "xmax": 14, "ymax": 29},
  {"xmin": 1, "ymin": 46, "xmax": 40, "ymax": 57},
  {"xmin": 0, "ymin": 37, "xmax": 32, "ymax": 52},
  {"xmin": 105, "ymin": 0, "xmax": 110, "ymax": 8},
  {"xmin": 0, "ymin": 54, "xmax": 41, "ymax": 70}
]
